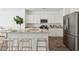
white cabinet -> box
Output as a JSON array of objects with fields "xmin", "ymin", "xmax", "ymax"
[
  {"xmin": 26, "ymin": 14, "xmax": 62, "ymax": 23},
  {"xmin": 26, "ymin": 15, "xmax": 40, "ymax": 23},
  {"xmin": 48, "ymin": 15, "xmax": 54, "ymax": 23},
  {"xmin": 25, "ymin": 9, "xmax": 63, "ymax": 24}
]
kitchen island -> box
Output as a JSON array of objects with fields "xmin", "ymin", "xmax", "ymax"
[{"xmin": 7, "ymin": 32, "xmax": 49, "ymax": 51}]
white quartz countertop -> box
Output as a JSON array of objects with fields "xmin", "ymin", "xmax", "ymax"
[{"xmin": 7, "ymin": 31, "xmax": 49, "ymax": 34}]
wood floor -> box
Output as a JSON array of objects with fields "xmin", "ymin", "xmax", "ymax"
[{"xmin": 48, "ymin": 37, "xmax": 70, "ymax": 51}]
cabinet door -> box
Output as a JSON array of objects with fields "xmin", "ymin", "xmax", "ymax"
[{"xmin": 26, "ymin": 15, "xmax": 40, "ymax": 23}]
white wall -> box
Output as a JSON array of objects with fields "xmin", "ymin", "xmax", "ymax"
[
  {"xmin": 63, "ymin": 8, "xmax": 79, "ymax": 15},
  {"xmin": 25, "ymin": 9, "xmax": 63, "ymax": 25},
  {"xmin": 0, "ymin": 8, "xmax": 25, "ymax": 30}
]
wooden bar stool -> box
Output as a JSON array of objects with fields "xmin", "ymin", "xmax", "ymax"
[
  {"xmin": 18, "ymin": 38, "xmax": 32, "ymax": 51},
  {"xmin": 37, "ymin": 39, "xmax": 48, "ymax": 51}
]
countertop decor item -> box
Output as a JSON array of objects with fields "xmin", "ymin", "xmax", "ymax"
[{"xmin": 13, "ymin": 16, "xmax": 24, "ymax": 31}]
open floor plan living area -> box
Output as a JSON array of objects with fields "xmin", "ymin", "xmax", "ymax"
[{"xmin": 0, "ymin": 8, "xmax": 79, "ymax": 51}]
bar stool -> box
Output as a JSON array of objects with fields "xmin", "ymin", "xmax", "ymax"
[
  {"xmin": 7, "ymin": 40, "xmax": 14, "ymax": 51},
  {"xmin": 1, "ymin": 40, "xmax": 8, "ymax": 51},
  {"xmin": 11, "ymin": 39, "xmax": 19, "ymax": 51},
  {"xmin": 2, "ymin": 39, "xmax": 19, "ymax": 51},
  {"xmin": 0, "ymin": 40, "xmax": 4, "ymax": 50},
  {"xmin": 0, "ymin": 43, "xmax": 2, "ymax": 50},
  {"xmin": 18, "ymin": 38, "xmax": 32, "ymax": 51},
  {"xmin": 0, "ymin": 33, "xmax": 8, "ymax": 51},
  {"xmin": 36, "ymin": 39, "xmax": 48, "ymax": 51}
]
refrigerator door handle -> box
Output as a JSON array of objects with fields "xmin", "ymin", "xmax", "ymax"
[{"xmin": 68, "ymin": 17, "xmax": 70, "ymax": 30}]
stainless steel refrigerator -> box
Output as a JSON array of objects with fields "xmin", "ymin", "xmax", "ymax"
[{"xmin": 63, "ymin": 12, "xmax": 79, "ymax": 51}]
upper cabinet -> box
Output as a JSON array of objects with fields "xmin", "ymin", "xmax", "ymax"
[
  {"xmin": 26, "ymin": 15, "xmax": 40, "ymax": 23},
  {"xmin": 25, "ymin": 8, "xmax": 63, "ymax": 24}
]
